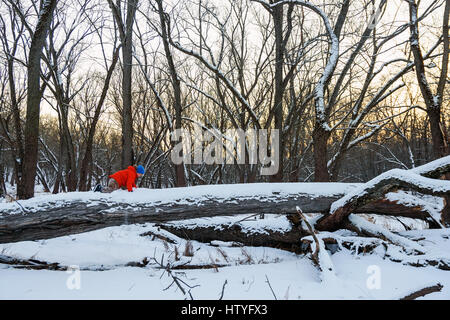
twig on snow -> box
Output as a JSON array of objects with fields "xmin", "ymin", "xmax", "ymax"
[
  {"xmin": 265, "ymin": 274, "xmax": 277, "ymax": 300},
  {"xmin": 400, "ymin": 283, "xmax": 443, "ymax": 300}
]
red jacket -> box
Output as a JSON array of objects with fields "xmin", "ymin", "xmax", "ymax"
[{"xmin": 109, "ymin": 166, "xmax": 138, "ymax": 192}]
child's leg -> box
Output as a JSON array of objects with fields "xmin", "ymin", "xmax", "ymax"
[{"xmin": 101, "ymin": 179, "xmax": 120, "ymax": 193}]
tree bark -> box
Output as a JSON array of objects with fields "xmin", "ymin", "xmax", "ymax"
[
  {"xmin": 441, "ymin": 172, "xmax": 450, "ymax": 227},
  {"xmin": 156, "ymin": 0, "xmax": 186, "ymax": 187},
  {"xmin": 7, "ymin": 57, "xmax": 24, "ymax": 186},
  {"xmin": 313, "ymin": 126, "xmax": 330, "ymax": 182},
  {"xmin": 0, "ymin": 142, "xmax": 5, "ymax": 198},
  {"xmin": 157, "ymin": 222, "xmax": 307, "ymax": 253},
  {"xmin": 17, "ymin": 0, "xmax": 58, "ymax": 199},
  {"xmin": 107, "ymin": 0, "xmax": 138, "ymax": 168},
  {"xmin": 408, "ymin": 0, "xmax": 449, "ymax": 159},
  {"xmin": 0, "ymin": 193, "xmax": 341, "ymax": 243},
  {"xmin": 400, "ymin": 283, "xmax": 443, "ymax": 300},
  {"xmin": 270, "ymin": 2, "xmax": 285, "ymax": 182},
  {"xmin": 0, "ymin": 187, "xmax": 441, "ymax": 244}
]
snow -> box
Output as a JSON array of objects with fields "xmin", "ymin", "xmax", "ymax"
[
  {"xmin": 348, "ymin": 214, "xmax": 426, "ymax": 254},
  {"xmin": 1, "ymin": 178, "xmax": 449, "ymax": 299},
  {"xmin": 1, "ymin": 219, "xmax": 449, "ymax": 299},
  {"xmin": 330, "ymin": 168, "xmax": 450, "ymax": 214},
  {"xmin": 311, "ymin": 235, "xmax": 337, "ymax": 283},
  {"xmin": 385, "ymin": 190, "xmax": 444, "ymax": 228},
  {"xmin": 358, "ymin": 213, "xmax": 429, "ymax": 232},
  {"xmin": 0, "ymin": 182, "xmax": 362, "ymax": 215},
  {"xmin": 166, "ymin": 214, "xmax": 292, "ymax": 235},
  {"xmin": 410, "ymin": 155, "xmax": 450, "ymax": 176}
]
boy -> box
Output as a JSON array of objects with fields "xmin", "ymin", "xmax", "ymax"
[{"xmin": 95, "ymin": 165, "xmax": 145, "ymax": 193}]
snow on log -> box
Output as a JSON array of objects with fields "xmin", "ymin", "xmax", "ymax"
[
  {"xmin": 300, "ymin": 231, "xmax": 385, "ymax": 255},
  {"xmin": 0, "ymin": 183, "xmax": 356, "ymax": 244},
  {"xmin": 1, "ymin": 156, "xmax": 448, "ymax": 245},
  {"xmin": 383, "ymin": 190, "xmax": 444, "ymax": 228},
  {"xmin": 0, "ymin": 254, "xmax": 66, "ymax": 271},
  {"xmin": 346, "ymin": 214, "xmax": 426, "ymax": 254},
  {"xmin": 157, "ymin": 217, "xmax": 307, "ymax": 253},
  {"xmin": 410, "ymin": 155, "xmax": 450, "ymax": 178},
  {"xmin": 316, "ymin": 156, "xmax": 450, "ymax": 231}
]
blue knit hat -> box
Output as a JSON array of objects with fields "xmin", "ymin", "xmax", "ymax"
[{"xmin": 137, "ymin": 165, "xmax": 145, "ymax": 174}]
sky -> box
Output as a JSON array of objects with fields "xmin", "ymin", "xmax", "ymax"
[{"xmin": 2, "ymin": 0, "xmax": 444, "ymax": 120}]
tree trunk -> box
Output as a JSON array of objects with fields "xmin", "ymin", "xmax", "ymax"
[
  {"xmin": 60, "ymin": 101, "xmax": 77, "ymax": 191},
  {"xmin": 0, "ymin": 193, "xmax": 342, "ymax": 243},
  {"xmin": 120, "ymin": 0, "xmax": 137, "ymax": 168},
  {"xmin": 157, "ymin": 222, "xmax": 307, "ymax": 253},
  {"xmin": 408, "ymin": 0, "xmax": 449, "ymax": 160},
  {"xmin": 441, "ymin": 172, "xmax": 450, "ymax": 227},
  {"xmin": 7, "ymin": 58, "xmax": 24, "ymax": 186},
  {"xmin": 156, "ymin": 0, "xmax": 186, "ymax": 187},
  {"xmin": 17, "ymin": 0, "xmax": 58, "ymax": 199},
  {"xmin": 0, "ymin": 182, "xmax": 443, "ymax": 244},
  {"xmin": 313, "ymin": 126, "xmax": 330, "ymax": 182},
  {"xmin": 270, "ymin": 3, "xmax": 284, "ymax": 182},
  {"xmin": 428, "ymin": 107, "xmax": 447, "ymax": 159},
  {"xmin": 316, "ymin": 157, "xmax": 450, "ymax": 231},
  {"xmin": 0, "ymin": 142, "xmax": 5, "ymax": 198}
]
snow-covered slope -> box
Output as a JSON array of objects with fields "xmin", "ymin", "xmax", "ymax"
[
  {"xmin": 0, "ymin": 217, "xmax": 449, "ymax": 299},
  {"xmin": 1, "ymin": 181, "xmax": 448, "ymax": 299}
]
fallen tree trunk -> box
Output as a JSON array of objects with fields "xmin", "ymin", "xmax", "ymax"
[
  {"xmin": 0, "ymin": 254, "xmax": 66, "ymax": 271},
  {"xmin": 0, "ymin": 157, "xmax": 448, "ymax": 244},
  {"xmin": 0, "ymin": 194, "xmax": 337, "ymax": 244},
  {"xmin": 316, "ymin": 156, "xmax": 450, "ymax": 231},
  {"xmin": 440, "ymin": 172, "xmax": 450, "ymax": 227},
  {"xmin": 158, "ymin": 218, "xmax": 405, "ymax": 255},
  {"xmin": 157, "ymin": 222, "xmax": 307, "ymax": 253},
  {"xmin": 0, "ymin": 192, "xmax": 443, "ymax": 244},
  {"xmin": 0, "ymin": 193, "xmax": 438, "ymax": 244},
  {"xmin": 345, "ymin": 214, "xmax": 426, "ymax": 254}
]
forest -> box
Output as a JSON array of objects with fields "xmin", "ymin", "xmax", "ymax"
[
  {"xmin": 0, "ymin": 0, "xmax": 448, "ymax": 199},
  {"xmin": 0, "ymin": 0, "xmax": 450, "ymax": 301}
]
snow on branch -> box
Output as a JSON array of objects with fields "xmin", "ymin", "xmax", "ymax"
[
  {"xmin": 410, "ymin": 155, "xmax": 450, "ymax": 179},
  {"xmin": 296, "ymin": 207, "xmax": 336, "ymax": 282},
  {"xmin": 316, "ymin": 156, "xmax": 450, "ymax": 231},
  {"xmin": 252, "ymin": 0, "xmax": 339, "ymax": 124},
  {"xmin": 347, "ymin": 214, "xmax": 425, "ymax": 254},
  {"xmin": 330, "ymin": 168, "xmax": 450, "ymax": 215}
]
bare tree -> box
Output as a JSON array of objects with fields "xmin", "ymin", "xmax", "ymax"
[
  {"xmin": 154, "ymin": 0, "xmax": 186, "ymax": 187},
  {"xmin": 0, "ymin": 3, "xmax": 27, "ymax": 187},
  {"xmin": 107, "ymin": 0, "xmax": 138, "ymax": 168},
  {"xmin": 7, "ymin": 0, "xmax": 58, "ymax": 199},
  {"xmin": 42, "ymin": 0, "xmax": 97, "ymax": 192},
  {"xmin": 407, "ymin": 0, "xmax": 449, "ymax": 159}
]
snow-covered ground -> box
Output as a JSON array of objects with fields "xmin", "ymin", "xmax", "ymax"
[
  {"xmin": 0, "ymin": 216, "xmax": 449, "ymax": 300},
  {"xmin": 1, "ymin": 182, "xmax": 449, "ymax": 300}
]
